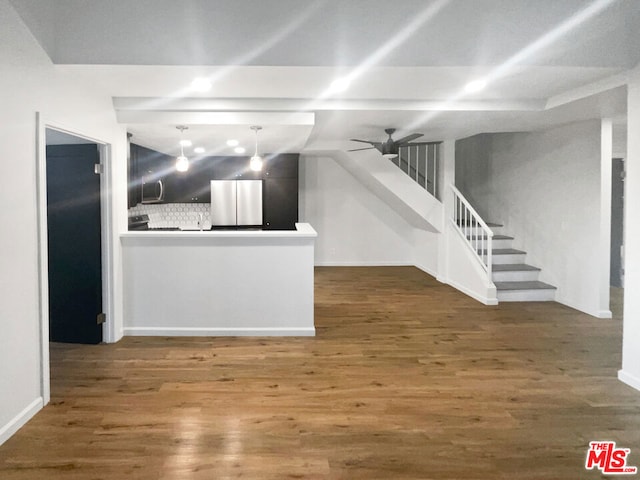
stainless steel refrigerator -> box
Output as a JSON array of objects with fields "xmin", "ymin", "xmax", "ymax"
[{"xmin": 210, "ymin": 180, "xmax": 263, "ymax": 226}]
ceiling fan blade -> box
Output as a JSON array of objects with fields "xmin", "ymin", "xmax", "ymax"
[
  {"xmin": 351, "ymin": 139, "xmax": 384, "ymax": 146},
  {"xmin": 394, "ymin": 133, "xmax": 424, "ymax": 144},
  {"xmin": 348, "ymin": 147, "xmax": 377, "ymax": 152}
]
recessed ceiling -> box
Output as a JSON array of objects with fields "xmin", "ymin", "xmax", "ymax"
[{"xmin": 128, "ymin": 124, "xmax": 315, "ymax": 157}]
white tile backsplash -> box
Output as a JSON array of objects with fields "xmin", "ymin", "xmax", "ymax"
[{"xmin": 129, "ymin": 203, "xmax": 212, "ymax": 229}]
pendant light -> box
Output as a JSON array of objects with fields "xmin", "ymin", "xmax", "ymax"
[
  {"xmin": 249, "ymin": 125, "xmax": 263, "ymax": 172},
  {"xmin": 175, "ymin": 125, "xmax": 189, "ymax": 172}
]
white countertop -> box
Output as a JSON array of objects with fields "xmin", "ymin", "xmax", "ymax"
[{"xmin": 121, "ymin": 222, "xmax": 317, "ymax": 239}]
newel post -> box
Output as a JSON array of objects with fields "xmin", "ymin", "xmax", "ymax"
[{"xmin": 436, "ymin": 139, "xmax": 456, "ymax": 283}]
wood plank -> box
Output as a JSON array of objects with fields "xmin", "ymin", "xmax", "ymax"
[{"xmin": 0, "ymin": 267, "xmax": 635, "ymax": 479}]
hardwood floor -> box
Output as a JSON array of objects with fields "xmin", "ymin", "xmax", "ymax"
[{"xmin": 1, "ymin": 267, "xmax": 638, "ymax": 479}]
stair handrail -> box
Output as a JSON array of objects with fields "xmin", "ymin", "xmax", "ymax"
[{"xmin": 450, "ymin": 184, "xmax": 494, "ymax": 280}]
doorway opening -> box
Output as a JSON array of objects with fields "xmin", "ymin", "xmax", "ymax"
[
  {"xmin": 610, "ymin": 156, "xmax": 625, "ymax": 319},
  {"xmin": 36, "ymin": 117, "xmax": 114, "ymax": 405}
]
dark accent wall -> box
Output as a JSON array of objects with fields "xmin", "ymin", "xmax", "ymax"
[{"xmin": 454, "ymin": 134, "xmax": 492, "ymax": 219}]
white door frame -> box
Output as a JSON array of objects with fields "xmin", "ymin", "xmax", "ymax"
[{"xmin": 35, "ymin": 113, "xmax": 116, "ymax": 405}]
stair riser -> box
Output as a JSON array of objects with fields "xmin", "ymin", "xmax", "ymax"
[
  {"xmin": 490, "ymin": 239, "xmax": 513, "ymax": 250},
  {"xmin": 468, "ymin": 238, "xmax": 513, "ymax": 250},
  {"xmin": 497, "ymin": 289, "xmax": 556, "ymax": 302},
  {"xmin": 491, "ymin": 254, "xmax": 526, "ymax": 265},
  {"xmin": 492, "ymin": 270, "xmax": 540, "ymax": 282},
  {"xmin": 460, "ymin": 226, "xmax": 504, "ymax": 237}
]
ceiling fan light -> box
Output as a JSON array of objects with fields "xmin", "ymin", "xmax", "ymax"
[
  {"xmin": 176, "ymin": 155, "xmax": 189, "ymax": 172},
  {"xmin": 250, "ymin": 155, "xmax": 263, "ymax": 171}
]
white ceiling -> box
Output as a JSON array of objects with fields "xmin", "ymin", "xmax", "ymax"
[
  {"xmin": 11, "ymin": 0, "xmax": 640, "ymax": 67},
  {"xmin": 10, "ymin": 0, "xmax": 637, "ymax": 155}
]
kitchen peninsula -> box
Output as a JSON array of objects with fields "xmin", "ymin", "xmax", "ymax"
[{"xmin": 121, "ymin": 223, "xmax": 317, "ymax": 336}]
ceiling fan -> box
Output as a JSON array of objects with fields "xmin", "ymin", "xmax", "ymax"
[{"xmin": 349, "ymin": 128, "xmax": 438, "ymax": 158}]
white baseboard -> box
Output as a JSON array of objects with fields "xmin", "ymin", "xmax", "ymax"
[
  {"xmin": 447, "ymin": 279, "xmax": 498, "ymax": 306},
  {"xmin": 555, "ymin": 295, "xmax": 614, "ymax": 319},
  {"xmin": 0, "ymin": 397, "xmax": 43, "ymax": 446},
  {"xmin": 414, "ymin": 262, "xmax": 438, "ymax": 278},
  {"xmin": 114, "ymin": 328, "xmax": 124, "ymax": 343},
  {"xmin": 315, "ymin": 261, "xmax": 412, "ymax": 267},
  {"xmin": 618, "ymin": 369, "xmax": 640, "ymax": 392},
  {"xmin": 124, "ymin": 327, "xmax": 316, "ymax": 337},
  {"xmin": 315, "ymin": 261, "xmax": 440, "ymax": 281}
]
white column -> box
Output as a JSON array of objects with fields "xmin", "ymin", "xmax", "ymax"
[
  {"xmin": 619, "ymin": 70, "xmax": 640, "ymax": 391},
  {"xmin": 437, "ymin": 139, "xmax": 455, "ymax": 283}
]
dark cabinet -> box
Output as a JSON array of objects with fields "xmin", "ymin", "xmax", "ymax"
[
  {"xmin": 168, "ymin": 159, "xmax": 212, "ymax": 203},
  {"xmin": 264, "ymin": 153, "xmax": 299, "ymax": 179},
  {"xmin": 168, "ymin": 157, "xmax": 262, "ymax": 203},
  {"xmin": 263, "ymin": 178, "xmax": 298, "ymax": 230},
  {"xmin": 263, "ymin": 154, "xmax": 299, "ymax": 230},
  {"xmin": 210, "ymin": 156, "xmax": 261, "ymax": 180},
  {"xmin": 128, "ymin": 143, "xmax": 173, "ymax": 207},
  {"xmin": 127, "ymin": 140, "xmax": 140, "ymax": 208},
  {"xmin": 136, "ymin": 144, "xmax": 173, "ymax": 180}
]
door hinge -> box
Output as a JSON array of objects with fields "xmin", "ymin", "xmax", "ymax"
[
  {"xmin": 97, "ymin": 313, "xmax": 106, "ymax": 325},
  {"xmin": 94, "ymin": 164, "xmax": 104, "ymax": 175}
]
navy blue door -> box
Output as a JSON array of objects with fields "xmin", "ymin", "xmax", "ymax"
[{"xmin": 46, "ymin": 144, "xmax": 103, "ymax": 344}]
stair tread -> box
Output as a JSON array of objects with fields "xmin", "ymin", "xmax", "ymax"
[
  {"xmin": 494, "ymin": 281, "xmax": 557, "ymax": 291},
  {"xmin": 478, "ymin": 248, "xmax": 526, "ymax": 255},
  {"xmin": 467, "ymin": 235, "xmax": 513, "ymax": 240},
  {"xmin": 457, "ymin": 221, "xmax": 503, "ymax": 228},
  {"xmin": 492, "ymin": 264, "xmax": 541, "ymax": 272}
]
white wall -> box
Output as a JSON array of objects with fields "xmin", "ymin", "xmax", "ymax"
[
  {"xmin": 299, "ymin": 155, "xmax": 439, "ymax": 272},
  {"xmin": 300, "ymin": 155, "xmax": 413, "ymax": 265},
  {"xmin": 122, "ymin": 228, "xmax": 316, "ymax": 336},
  {"xmin": 0, "ymin": 0, "xmax": 126, "ymax": 444},
  {"xmin": 455, "ymin": 121, "xmax": 609, "ymax": 317},
  {"xmin": 619, "ymin": 67, "xmax": 640, "ymax": 391},
  {"xmin": 612, "ymin": 122, "xmax": 627, "ymax": 158}
]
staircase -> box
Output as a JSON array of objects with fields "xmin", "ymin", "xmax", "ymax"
[{"xmin": 471, "ymin": 223, "xmax": 557, "ymax": 302}]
